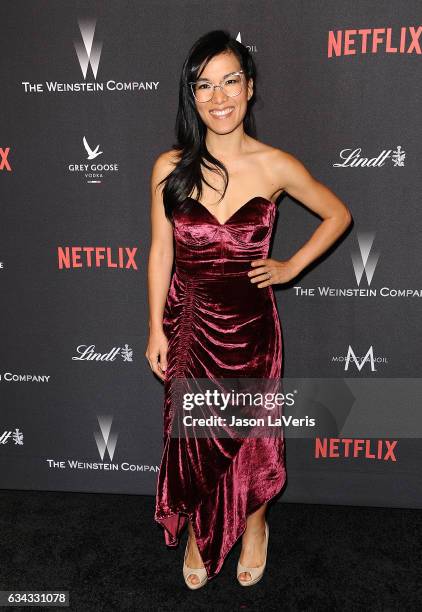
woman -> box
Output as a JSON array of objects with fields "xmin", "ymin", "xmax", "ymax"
[{"xmin": 146, "ymin": 30, "xmax": 352, "ymax": 589}]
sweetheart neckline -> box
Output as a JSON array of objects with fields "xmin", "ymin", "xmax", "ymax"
[{"xmin": 186, "ymin": 196, "xmax": 275, "ymax": 226}]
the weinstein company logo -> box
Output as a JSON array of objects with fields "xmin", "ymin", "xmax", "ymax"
[
  {"xmin": 333, "ymin": 146, "xmax": 406, "ymax": 167},
  {"xmin": 328, "ymin": 26, "xmax": 422, "ymax": 57},
  {"xmin": 94, "ymin": 416, "xmax": 118, "ymax": 461},
  {"xmin": 57, "ymin": 246, "xmax": 138, "ymax": 270},
  {"xmin": 46, "ymin": 415, "xmax": 159, "ymax": 472},
  {"xmin": 351, "ymin": 232, "xmax": 379, "ymax": 287},
  {"xmin": 0, "ymin": 372, "xmax": 50, "ymax": 383},
  {"xmin": 235, "ymin": 31, "xmax": 257, "ymax": 53},
  {"xmin": 68, "ymin": 136, "xmax": 120, "ymax": 184},
  {"xmin": 74, "ymin": 17, "xmax": 102, "ymax": 80},
  {"xmin": 0, "ymin": 147, "xmax": 12, "ymax": 171},
  {"xmin": 294, "ymin": 231, "xmax": 422, "ymax": 299},
  {"xmin": 21, "ymin": 16, "xmax": 158, "ymax": 94},
  {"xmin": 0, "ymin": 429, "xmax": 24, "ymax": 445}
]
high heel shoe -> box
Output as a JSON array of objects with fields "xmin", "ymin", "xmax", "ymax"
[
  {"xmin": 237, "ymin": 521, "xmax": 269, "ymax": 586},
  {"xmin": 183, "ymin": 536, "xmax": 208, "ymax": 590}
]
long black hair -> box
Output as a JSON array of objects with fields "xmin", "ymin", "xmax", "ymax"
[{"xmin": 158, "ymin": 30, "xmax": 258, "ymax": 221}]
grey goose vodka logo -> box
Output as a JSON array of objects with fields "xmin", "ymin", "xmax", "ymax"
[
  {"xmin": 83, "ymin": 136, "xmax": 103, "ymax": 160},
  {"xmin": 21, "ymin": 16, "xmax": 159, "ymax": 94},
  {"xmin": 67, "ymin": 136, "xmax": 119, "ymax": 184}
]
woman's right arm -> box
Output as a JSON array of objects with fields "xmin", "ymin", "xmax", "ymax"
[{"xmin": 145, "ymin": 151, "xmax": 176, "ymax": 381}]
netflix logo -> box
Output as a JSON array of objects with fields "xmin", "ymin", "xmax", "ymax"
[
  {"xmin": 328, "ymin": 26, "xmax": 422, "ymax": 57},
  {"xmin": 315, "ymin": 438, "xmax": 397, "ymax": 462},
  {"xmin": 57, "ymin": 246, "xmax": 139, "ymax": 269},
  {"xmin": 0, "ymin": 147, "xmax": 12, "ymax": 171}
]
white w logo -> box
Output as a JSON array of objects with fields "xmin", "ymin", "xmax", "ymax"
[
  {"xmin": 74, "ymin": 17, "xmax": 102, "ymax": 79},
  {"xmin": 351, "ymin": 232, "xmax": 379, "ymax": 286},
  {"xmin": 94, "ymin": 415, "xmax": 118, "ymax": 461}
]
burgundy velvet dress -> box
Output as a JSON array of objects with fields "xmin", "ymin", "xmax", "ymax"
[{"xmin": 154, "ymin": 195, "xmax": 286, "ymax": 580}]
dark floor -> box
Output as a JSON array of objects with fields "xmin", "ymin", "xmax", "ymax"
[{"xmin": 0, "ymin": 490, "xmax": 421, "ymax": 611}]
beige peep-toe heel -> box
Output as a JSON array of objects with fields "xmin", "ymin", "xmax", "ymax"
[
  {"xmin": 237, "ymin": 521, "xmax": 269, "ymax": 586},
  {"xmin": 183, "ymin": 537, "xmax": 208, "ymax": 590}
]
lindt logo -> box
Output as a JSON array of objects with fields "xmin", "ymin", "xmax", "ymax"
[
  {"xmin": 57, "ymin": 246, "xmax": 138, "ymax": 269},
  {"xmin": 333, "ymin": 146, "xmax": 405, "ymax": 167},
  {"xmin": 72, "ymin": 344, "xmax": 133, "ymax": 362},
  {"xmin": 0, "ymin": 429, "xmax": 24, "ymax": 445}
]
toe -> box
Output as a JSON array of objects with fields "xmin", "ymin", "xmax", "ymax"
[{"xmin": 188, "ymin": 573, "xmax": 199, "ymax": 585}]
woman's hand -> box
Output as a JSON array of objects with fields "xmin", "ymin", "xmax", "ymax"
[
  {"xmin": 248, "ymin": 258, "xmax": 301, "ymax": 288},
  {"xmin": 145, "ymin": 328, "xmax": 169, "ymax": 381}
]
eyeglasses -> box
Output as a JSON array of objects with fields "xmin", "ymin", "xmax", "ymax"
[{"xmin": 188, "ymin": 70, "xmax": 245, "ymax": 103}]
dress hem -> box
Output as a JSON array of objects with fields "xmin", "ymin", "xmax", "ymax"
[{"xmin": 154, "ymin": 470, "xmax": 287, "ymax": 580}]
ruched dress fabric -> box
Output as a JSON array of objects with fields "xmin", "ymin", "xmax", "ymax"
[{"xmin": 154, "ymin": 196, "xmax": 286, "ymax": 580}]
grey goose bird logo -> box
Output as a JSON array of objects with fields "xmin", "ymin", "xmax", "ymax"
[{"xmin": 83, "ymin": 136, "xmax": 103, "ymax": 160}]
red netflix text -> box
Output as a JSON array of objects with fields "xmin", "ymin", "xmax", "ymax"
[
  {"xmin": 57, "ymin": 246, "xmax": 138, "ymax": 269},
  {"xmin": 315, "ymin": 438, "xmax": 397, "ymax": 462}
]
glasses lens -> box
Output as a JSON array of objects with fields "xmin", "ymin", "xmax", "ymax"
[
  {"xmin": 192, "ymin": 73, "xmax": 243, "ymax": 102},
  {"xmin": 222, "ymin": 74, "xmax": 243, "ymax": 97},
  {"xmin": 192, "ymin": 82, "xmax": 213, "ymax": 102}
]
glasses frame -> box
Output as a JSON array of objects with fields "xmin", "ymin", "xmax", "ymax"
[{"xmin": 187, "ymin": 70, "xmax": 245, "ymax": 103}]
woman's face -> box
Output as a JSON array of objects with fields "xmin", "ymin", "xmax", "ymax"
[{"xmin": 192, "ymin": 51, "xmax": 253, "ymax": 134}]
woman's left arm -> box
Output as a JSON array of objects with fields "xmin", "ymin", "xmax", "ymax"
[{"xmin": 249, "ymin": 150, "xmax": 353, "ymax": 287}]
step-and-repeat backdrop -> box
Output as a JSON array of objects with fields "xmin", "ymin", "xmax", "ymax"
[{"xmin": 1, "ymin": 2, "xmax": 421, "ymax": 508}]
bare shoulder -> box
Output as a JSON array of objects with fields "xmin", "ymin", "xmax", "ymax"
[
  {"xmin": 246, "ymin": 139, "xmax": 305, "ymax": 196},
  {"xmin": 152, "ymin": 148, "xmax": 181, "ymax": 178},
  {"xmin": 249, "ymin": 139, "xmax": 296, "ymax": 173},
  {"xmin": 256, "ymin": 143, "xmax": 299, "ymax": 169},
  {"xmin": 258, "ymin": 145, "xmax": 315, "ymax": 193},
  {"xmin": 150, "ymin": 148, "xmax": 182, "ymax": 194}
]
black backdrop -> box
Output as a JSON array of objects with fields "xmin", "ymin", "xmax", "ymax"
[{"xmin": 1, "ymin": 1, "xmax": 421, "ymax": 508}]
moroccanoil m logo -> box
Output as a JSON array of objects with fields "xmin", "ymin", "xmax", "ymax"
[{"xmin": 331, "ymin": 345, "xmax": 388, "ymax": 372}]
